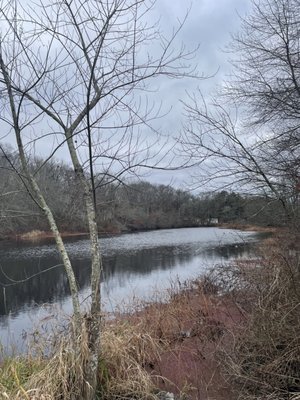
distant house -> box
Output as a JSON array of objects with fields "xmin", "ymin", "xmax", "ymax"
[{"xmin": 210, "ymin": 218, "xmax": 219, "ymax": 225}]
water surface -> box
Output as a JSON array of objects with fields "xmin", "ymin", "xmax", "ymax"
[{"xmin": 0, "ymin": 227, "xmax": 261, "ymax": 351}]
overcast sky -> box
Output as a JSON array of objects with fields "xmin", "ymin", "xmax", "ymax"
[
  {"xmin": 1, "ymin": 0, "xmax": 252, "ymax": 189},
  {"xmin": 142, "ymin": 0, "xmax": 251, "ymax": 188}
]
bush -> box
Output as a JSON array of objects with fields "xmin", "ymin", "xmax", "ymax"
[{"xmin": 219, "ymin": 234, "xmax": 300, "ymax": 399}]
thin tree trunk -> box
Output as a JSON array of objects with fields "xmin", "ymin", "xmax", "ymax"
[
  {"xmin": 0, "ymin": 52, "xmax": 82, "ymax": 332},
  {"xmin": 65, "ymin": 129, "xmax": 102, "ymax": 399},
  {"xmin": 26, "ymin": 176, "xmax": 82, "ymax": 327}
]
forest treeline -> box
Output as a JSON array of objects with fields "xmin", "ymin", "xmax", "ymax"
[{"xmin": 0, "ymin": 145, "xmax": 288, "ymax": 238}]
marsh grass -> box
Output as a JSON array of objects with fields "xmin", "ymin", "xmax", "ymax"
[
  {"xmin": 18, "ymin": 231, "xmax": 46, "ymax": 241},
  {"xmin": 214, "ymin": 234, "xmax": 300, "ymax": 400},
  {"xmin": 0, "ymin": 275, "xmax": 226, "ymax": 400},
  {"xmin": 0, "ymin": 309, "xmax": 168, "ymax": 400},
  {"xmin": 99, "ymin": 322, "xmax": 164, "ymax": 400},
  {"xmin": 0, "ymin": 356, "xmax": 45, "ymax": 398}
]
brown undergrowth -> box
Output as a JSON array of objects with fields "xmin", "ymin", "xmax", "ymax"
[
  {"xmin": 117, "ymin": 232, "xmax": 300, "ymax": 400},
  {"xmin": 120, "ymin": 278, "xmax": 246, "ymax": 400},
  {"xmin": 0, "ymin": 317, "xmax": 162, "ymax": 400},
  {"xmin": 16, "ymin": 230, "xmax": 89, "ymax": 241},
  {"xmin": 218, "ymin": 223, "xmax": 279, "ymax": 233},
  {"xmin": 1, "ymin": 233, "xmax": 299, "ymax": 399},
  {"xmin": 0, "ymin": 276, "xmax": 244, "ymax": 400},
  {"xmin": 214, "ymin": 233, "xmax": 300, "ymax": 400}
]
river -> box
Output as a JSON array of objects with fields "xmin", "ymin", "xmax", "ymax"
[{"xmin": 0, "ymin": 227, "xmax": 262, "ymax": 353}]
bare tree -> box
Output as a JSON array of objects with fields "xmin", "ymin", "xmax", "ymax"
[
  {"xmin": 182, "ymin": 0, "xmax": 300, "ymax": 224},
  {"xmin": 0, "ymin": 0, "xmax": 198, "ymax": 397},
  {"xmin": 227, "ymin": 0, "xmax": 300, "ymax": 134}
]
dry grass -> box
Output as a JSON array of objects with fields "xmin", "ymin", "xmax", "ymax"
[
  {"xmin": 218, "ymin": 223, "xmax": 278, "ymax": 233},
  {"xmin": 2, "ymin": 233, "xmax": 298, "ymax": 400},
  {"xmin": 19, "ymin": 230, "xmax": 46, "ymax": 240},
  {"xmin": 0, "ymin": 277, "xmax": 233, "ymax": 400},
  {"xmin": 0, "ymin": 319, "xmax": 92, "ymax": 399},
  {"xmin": 121, "ymin": 278, "xmax": 241, "ymax": 400},
  {"xmin": 215, "ymin": 234, "xmax": 300, "ymax": 400},
  {"xmin": 99, "ymin": 322, "xmax": 164, "ymax": 400},
  {"xmin": 0, "ymin": 357, "xmax": 45, "ymax": 399},
  {"xmin": 0, "ymin": 315, "xmax": 166, "ymax": 400}
]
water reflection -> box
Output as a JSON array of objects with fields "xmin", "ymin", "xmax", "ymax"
[
  {"xmin": 0, "ymin": 227, "xmax": 262, "ymax": 346},
  {"xmin": 0, "ymin": 245, "xmax": 205, "ymax": 317}
]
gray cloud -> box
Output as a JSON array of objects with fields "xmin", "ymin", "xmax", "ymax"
[{"xmin": 1, "ymin": 0, "xmax": 251, "ymax": 188}]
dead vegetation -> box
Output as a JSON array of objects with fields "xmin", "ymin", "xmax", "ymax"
[
  {"xmin": 0, "ymin": 276, "xmax": 238, "ymax": 400},
  {"xmin": 18, "ymin": 231, "xmax": 47, "ymax": 241},
  {"xmin": 214, "ymin": 234, "xmax": 300, "ymax": 400},
  {"xmin": 0, "ymin": 233, "xmax": 299, "ymax": 400},
  {"xmin": 0, "ymin": 317, "xmax": 165, "ymax": 400},
  {"xmin": 118, "ymin": 277, "xmax": 243, "ymax": 400}
]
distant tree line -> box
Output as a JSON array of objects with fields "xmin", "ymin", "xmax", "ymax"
[{"xmin": 0, "ymin": 144, "xmax": 292, "ymax": 238}]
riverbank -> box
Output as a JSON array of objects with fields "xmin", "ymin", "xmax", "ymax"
[
  {"xmin": 0, "ymin": 225, "xmax": 205, "ymax": 242},
  {"xmin": 1, "ymin": 232, "xmax": 298, "ymax": 399},
  {"xmin": 111, "ymin": 232, "xmax": 299, "ymax": 399},
  {"xmin": 3, "ymin": 222, "xmax": 276, "ymax": 242},
  {"xmin": 218, "ymin": 222, "xmax": 279, "ymax": 232},
  {"xmin": 115, "ymin": 277, "xmax": 244, "ymax": 400},
  {"xmin": 0, "ymin": 275, "xmax": 242, "ymax": 399}
]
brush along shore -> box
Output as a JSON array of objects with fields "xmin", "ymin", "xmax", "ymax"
[
  {"xmin": 0, "ymin": 232, "xmax": 299, "ymax": 400},
  {"xmin": 0, "ymin": 277, "xmax": 242, "ymax": 400}
]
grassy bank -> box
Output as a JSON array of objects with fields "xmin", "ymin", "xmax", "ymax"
[
  {"xmin": 1, "ymin": 278, "xmax": 237, "ymax": 399},
  {"xmin": 1, "ymin": 232, "xmax": 299, "ymax": 399}
]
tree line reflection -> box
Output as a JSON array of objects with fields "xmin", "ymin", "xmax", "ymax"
[{"xmin": 0, "ymin": 239, "xmax": 254, "ymax": 318}]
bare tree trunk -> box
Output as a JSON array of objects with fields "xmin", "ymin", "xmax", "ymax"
[
  {"xmin": 66, "ymin": 129, "xmax": 102, "ymax": 398},
  {"xmin": 23, "ymin": 174, "xmax": 82, "ymax": 330},
  {"xmin": 2, "ymin": 45, "xmax": 100, "ymax": 395},
  {"xmin": 0, "ymin": 1, "xmax": 200, "ymax": 397},
  {"xmin": 0, "ymin": 52, "xmax": 82, "ymax": 333}
]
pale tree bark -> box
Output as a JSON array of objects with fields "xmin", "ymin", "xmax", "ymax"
[
  {"xmin": 0, "ymin": 50, "xmax": 82, "ymax": 330},
  {"xmin": 65, "ymin": 128, "xmax": 101, "ymax": 399},
  {"xmin": 0, "ymin": 0, "xmax": 199, "ymax": 398}
]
